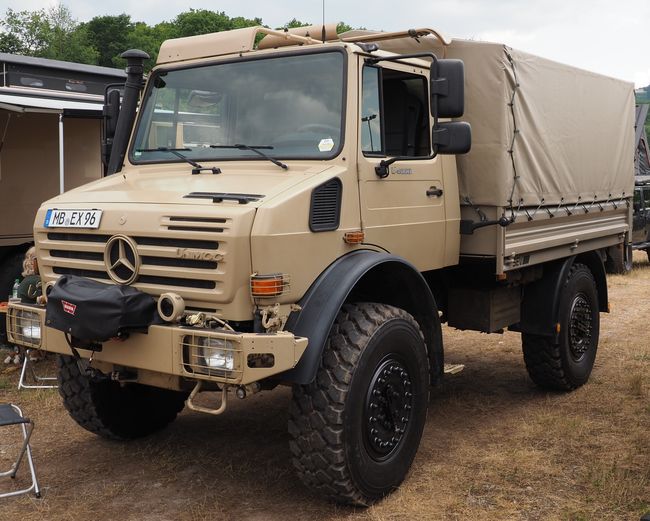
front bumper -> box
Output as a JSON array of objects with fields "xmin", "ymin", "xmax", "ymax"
[{"xmin": 7, "ymin": 303, "xmax": 308, "ymax": 386}]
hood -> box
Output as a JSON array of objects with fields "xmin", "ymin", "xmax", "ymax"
[{"xmin": 49, "ymin": 162, "xmax": 335, "ymax": 207}]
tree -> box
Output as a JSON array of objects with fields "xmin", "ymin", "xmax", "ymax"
[
  {"xmin": 0, "ymin": 8, "xmax": 50, "ymax": 55},
  {"xmin": 124, "ymin": 21, "xmax": 175, "ymax": 69},
  {"xmin": 0, "ymin": 6, "xmax": 97, "ymax": 64},
  {"xmin": 40, "ymin": 5, "xmax": 98, "ymax": 64},
  {"xmin": 281, "ymin": 18, "xmax": 310, "ymax": 29},
  {"xmin": 172, "ymin": 9, "xmax": 260, "ymax": 38},
  {"xmin": 82, "ymin": 14, "xmax": 133, "ymax": 67}
]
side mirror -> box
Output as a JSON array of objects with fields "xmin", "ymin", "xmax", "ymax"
[
  {"xmin": 432, "ymin": 121, "xmax": 471, "ymax": 155},
  {"xmin": 430, "ymin": 59, "xmax": 465, "ymax": 119},
  {"xmin": 104, "ymin": 88, "xmax": 121, "ymax": 139}
]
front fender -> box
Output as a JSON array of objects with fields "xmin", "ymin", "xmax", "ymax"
[{"xmin": 280, "ymin": 250, "xmax": 442, "ymax": 385}]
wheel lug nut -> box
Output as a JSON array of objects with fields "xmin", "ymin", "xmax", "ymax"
[
  {"xmin": 401, "ymin": 416, "xmax": 408, "ymax": 423},
  {"xmin": 370, "ymin": 416, "xmax": 377, "ymax": 423},
  {"xmin": 400, "ymin": 371, "xmax": 407, "ymax": 378},
  {"xmin": 371, "ymin": 428, "xmax": 377, "ymax": 435}
]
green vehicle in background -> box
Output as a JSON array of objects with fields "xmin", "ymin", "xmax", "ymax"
[{"xmin": 632, "ymin": 176, "xmax": 650, "ymax": 261}]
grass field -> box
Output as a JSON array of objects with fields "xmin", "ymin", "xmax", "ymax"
[{"xmin": 1, "ymin": 252, "xmax": 649, "ymax": 520}]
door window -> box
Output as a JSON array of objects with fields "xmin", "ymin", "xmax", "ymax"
[{"xmin": 361, "ymin": 65, "xmax": 430, "ymax": 157}]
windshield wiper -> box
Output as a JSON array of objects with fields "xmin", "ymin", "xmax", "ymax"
[
  {"xmin": 136, "ymin": 147, "xmax": 220, "ymax": 175},
  {"xmin": 210, "ymin": 144, "xmax": 288, "ymax": 170}
]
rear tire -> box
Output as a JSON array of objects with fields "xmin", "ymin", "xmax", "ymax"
[
  {"xmin": 522, "ymin": 263, "xmax": 599, "ymax": 391},
  {"xmin": 57, "ymin": 355, "xmax": 188, "ymax": 440},
  {"xmin": 289, "ymin": 303, "xmax": 430, "ymax": 506}
]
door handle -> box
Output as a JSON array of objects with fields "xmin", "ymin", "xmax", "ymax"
[{"xmin": 426, "ymin": 186, "xmax": 443, "ymax": 197}]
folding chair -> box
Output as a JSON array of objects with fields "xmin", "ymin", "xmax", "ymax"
[
  {"xmin": 0, "ymin": 404, "xmax": 41, "ymax": 498},
  {"xmin": 18, "ymin": 350, "xmax": 58, "ymax": 390}
]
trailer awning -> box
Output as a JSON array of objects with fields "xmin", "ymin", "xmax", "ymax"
[{"xmin": 0, "ymin": 93, "xmax": 103, "ymax": 114}]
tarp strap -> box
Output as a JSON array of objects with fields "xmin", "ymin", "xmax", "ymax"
[{"xmin": 504, "ymin": 47, "xmax": 521, "ymax": 221}]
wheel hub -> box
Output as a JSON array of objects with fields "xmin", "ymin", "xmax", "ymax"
[
  {"xmin": 364, "ymin": 359, "xmax": 413, "ymax": 459},
  {"xmin": 568, "ymin": 293, "xmax": 592, "ymax": 360}
]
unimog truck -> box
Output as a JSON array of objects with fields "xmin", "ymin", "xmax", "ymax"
[{"xmin": 7, "ymin": 25, "xmax": 635, "ymax": 505}]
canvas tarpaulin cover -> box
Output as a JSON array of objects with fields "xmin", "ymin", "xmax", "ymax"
[{"xmin": 362, "ymin": 35, "xmax": 636, "ymax": 208}]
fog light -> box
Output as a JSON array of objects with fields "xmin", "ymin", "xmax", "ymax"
[{"xmin": 199, "ymin": 337, "xmax": 234, "ymax": 371}]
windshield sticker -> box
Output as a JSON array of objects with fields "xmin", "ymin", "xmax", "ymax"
[{"xmin": 318, "ymin": 138, "xmax": 334, "ymax": 152}]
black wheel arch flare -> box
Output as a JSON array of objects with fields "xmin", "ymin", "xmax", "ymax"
[
  {"xmin": 280, "ymin": 250, "xmax": 443, "ymax": 385},
  {"xmin": 514, "ymin": 250, "xmax": 607, "ymax": 342}
]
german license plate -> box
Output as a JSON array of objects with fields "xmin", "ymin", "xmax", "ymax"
[{"xmin": 44, "ymin": 209, "xmax": 102, "ymax": 229}]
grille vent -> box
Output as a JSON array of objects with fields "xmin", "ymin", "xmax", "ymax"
[{"xmin": 309, "ymin": 178, "xmax": 342, "ymax": 232}]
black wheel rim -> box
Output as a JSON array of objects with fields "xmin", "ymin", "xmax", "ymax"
[
  {"xmin": 568, "ymin": 293, "xmax": 593, "ymax": 361},
  {"xmin": 363, "ymin": 357, "xmax": 413, "ymax": 461}
]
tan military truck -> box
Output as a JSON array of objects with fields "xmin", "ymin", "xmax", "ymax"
[
  {"xmin": 7, "ymin": 26, "xmax": 635, "ymax": 505},
  {"xmin": 0, "ymin": 53, "xmax": 126, "ymax": 303}
]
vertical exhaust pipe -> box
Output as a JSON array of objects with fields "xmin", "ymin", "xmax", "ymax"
[{"xmin": 106, "ymin": 49, "xmax": 149, "ymax": 175}]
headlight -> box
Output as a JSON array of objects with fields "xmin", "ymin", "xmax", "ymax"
[
  {"xmin": 22, "ymin": 324, "xmax": 41, "ymax": 342},
  {"xmin": 200, "ymin": 337, "xmax": 234, "ymax": 370},
  {"xmin": 183, "ymin": 334, "xmax": 239, "ymax": 378},
  {"xmin": 13, "ymin": 309, "xmax": 42, "ymax": 346}
]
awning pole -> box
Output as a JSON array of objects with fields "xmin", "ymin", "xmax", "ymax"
[{"xmin": 58, "ymin": 113, "xmax": 64, "ymax": 194}]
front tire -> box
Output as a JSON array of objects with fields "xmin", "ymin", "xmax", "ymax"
[
  {"xmin": 57, "ymin": 355, "xmax": 188, "ymax": 440},
  {"xmin": 289, "ymin": 303, "xmax": 430, "ymax": 506},
  {"xmin": 522, "ymin": 263, "xmax": 599, "ymax": 391}
]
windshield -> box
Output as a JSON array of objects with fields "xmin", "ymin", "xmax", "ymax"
[{"xmin": 130, "ymin": 50, "xmax": 345, "ymax": 165}]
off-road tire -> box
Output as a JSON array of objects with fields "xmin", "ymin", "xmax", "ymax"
[
  {"xmin": 57, "ymin": 354, "xmax": 188, "ymax": 440},
  {"xmin": 289, "ymin": 303, "xmax": 430, "ymax": 506},
  {"xmin": 522, "ymin": 263, "xmax": 599, "ymax": 391}
]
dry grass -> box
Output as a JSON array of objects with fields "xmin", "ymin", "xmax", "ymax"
[{"xmin": 1, "ymin": 252, "xmax": 650, "ymax": 520}]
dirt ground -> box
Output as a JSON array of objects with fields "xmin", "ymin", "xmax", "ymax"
[{"xmin": 1, "ymin": 252, "xmax": 649, "ymax": 521}]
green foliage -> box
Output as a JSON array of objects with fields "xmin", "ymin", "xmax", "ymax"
[
  {"xmin": 0, "ymin": 8, "xmax": 51, "ymax": 55},
  {"xmin": 282, "ymin": 18, "xmax": 311, "ymax": 29},
  {"xmin": 83, "ymin": 14, "xmax": 134, "ymax": 67},
  {"xmin": 172, "ymin": 9, "xmax": 261, "ymax": 38}
]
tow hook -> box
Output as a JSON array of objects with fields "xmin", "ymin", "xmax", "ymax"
[{"xmin": 235, "ymin": 382, "xmax": 262, "ymax": 400}]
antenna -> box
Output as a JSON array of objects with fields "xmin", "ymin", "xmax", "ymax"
[{"xmin": 321, "ymin": 0, "xmax": 326, "ymax": 42}]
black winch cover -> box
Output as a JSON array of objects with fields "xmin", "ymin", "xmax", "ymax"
[{"xmin": 45, "ymin": 275, "xmax": 158, "ymax": 342}]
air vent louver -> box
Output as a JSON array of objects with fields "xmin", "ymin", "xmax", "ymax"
[{"xmin": 309, "ymin": 178, "xmax": 342, "ymax": 232}]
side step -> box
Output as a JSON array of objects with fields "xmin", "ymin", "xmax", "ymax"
[{"xmin": 443, "ymin": 363, "xmax": 465, "ymax": 375}]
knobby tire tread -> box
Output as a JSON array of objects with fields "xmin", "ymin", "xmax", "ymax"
[
  {"xmin": 57, "ymin": 354, "xmax": 187, "ymax": 440},
  {"xmin": 521, "ymin": 263, "xmax": 596, "ymax": 392},
  {"xmin": 288, "ymin": 302, "xmax": 425, "ymax": 506}
]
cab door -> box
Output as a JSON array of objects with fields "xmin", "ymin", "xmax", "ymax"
[{"xmin": 357, "ymin": 60, "xmax": 447, "ymax": 271}]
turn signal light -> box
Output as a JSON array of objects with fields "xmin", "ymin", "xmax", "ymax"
[
  {"xmin": 344, "ymin": 231, "xmax": 365, "ymax": 244},
  {"xmin": 250, "ymin": 274, "xmax": 287, "ymax": 297}
]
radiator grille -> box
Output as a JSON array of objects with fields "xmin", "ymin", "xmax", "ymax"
[{"xmin": 42, "ymin": 214, "xmax": 229, "ymax": 295}]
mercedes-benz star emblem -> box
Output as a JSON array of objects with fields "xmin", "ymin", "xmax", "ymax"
[{"xmin": 104, "ymin": 235, "xmax": 140, "ymax": 285}]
